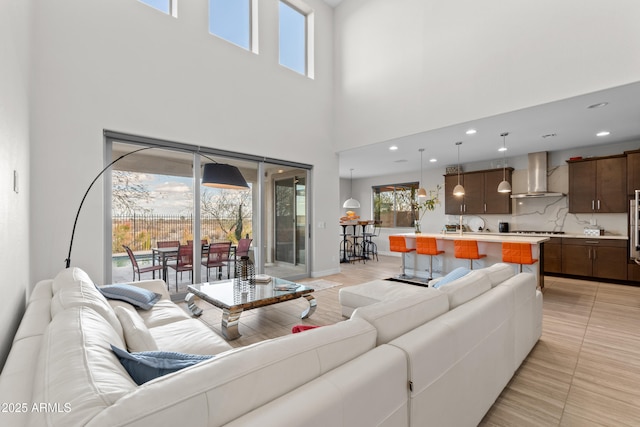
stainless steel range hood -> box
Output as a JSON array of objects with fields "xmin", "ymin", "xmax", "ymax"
[{"xmin": 510, "ymin": 152, "xmax": 566, "ymax": 199}]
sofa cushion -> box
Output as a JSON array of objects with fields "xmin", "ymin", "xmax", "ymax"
[
  {"xmin": 115, "ymin": 306, "xmax": 158, "ymax": 352},
  {"xmin": 111, "ymin": 345, "xmax": 214, "ymax": 385},
  {"xmin": 29, "ymin": 306, "xmax": 136, "ymax": 427},
  {"xmin": 98, "ymin": 283, "xmax": 161, "ymax": 310},
  {"xmin": 339, "ymin": 279, "xmax": 427, "ymax": 317},
  {"xmin": 352, "ymin": 289, "xmax": 449, "ymax": 345},
  {"xmin": 133, "ymin": 299, "xmax": 192, "ymax": 328},
  {"xmin": 437, "ymin": 270, "xmax": 491, "ymax": 309},
  {"xmin": 52, "ymin": 267, "xmax": 92, "ymax": 294},
  {"xmin": 150, "ymin": 319, "xmax": 234, "ymax": 355},
  {"xmin": 484, "ymin": 263, "xmax": 515, "ymax": 287},
  {"xmin": 51, "ymin": 273, "xmax": 124, "ymax": 340}
]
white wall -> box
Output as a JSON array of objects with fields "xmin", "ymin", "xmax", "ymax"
[
  {"xmin": 334, "ymin": 0, "xmax": 640, "ymax": 150},
  {"xmin": 0, "ymin": 0, "xmax": 32, "ymax": 367},
  {"xmin": 29, "ymin": 0, "xmax": 338, "ymax": 283}
]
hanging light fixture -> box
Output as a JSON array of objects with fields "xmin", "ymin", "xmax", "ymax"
[
  {"xmin": 417, "ymin": 148, "xmax": 427, "ymax": 200},
  {"xmin": 202, "ymin": 163, "xmax": 249, "ymax": 189},
  {"xmin": 343, "ymin": 168, "xmax": 361, "ymax": 208},
  {"xmin": 497, "ymin": 132, "xmax": 512, "ymax": 193},
  {"xmin": 453, "ymin": 142, "xmax": 465, "ymax": 196}
]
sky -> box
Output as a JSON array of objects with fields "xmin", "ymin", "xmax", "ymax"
[{"xmin": 139, "ymin": 0, "xmax": 306, "ymax": 75}]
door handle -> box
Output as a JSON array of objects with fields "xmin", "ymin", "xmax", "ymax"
[
  {"xmin": 484, "ymin": 203, "xmax": 487, "ymax": 213},
  {"xmin": 597, "ymin": 200, "xmax": 601, "ymax": 210},
  {"xmin": 592, "ymin": 200, "xmax": 595, "ymax": 210}
]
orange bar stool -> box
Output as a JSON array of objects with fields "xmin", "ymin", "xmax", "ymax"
[
  {"xmin": 454, "ymin": 240, "xmax": 486, "ymax": 270},
  {"xmin": 416, "ymin": 236, "xmax": 445, "ymax": 280},
  {"xmin": 389, "ymin": 235, "xmax": 415, "ymax": 279},
  {"xmin": 502, "ymin": 242, "xmax": 538, "ymax": 272}
]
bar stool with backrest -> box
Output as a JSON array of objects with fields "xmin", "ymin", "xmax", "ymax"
[
  {"xmin": 415, "ymin": 236, "xmax": 445, "ymax": 281},
  {"xmin": 502, "ymin": 242, "xmax": 538, "ymax": 273},
  {"xmin": 363, "ymin": 220, "xmax": 381, "ymax": 261},
  {"xmin": 454, "ymin": 240, "xmax": 486, "ymax": 270},
  {"xmin": 389, "ymin": 235, "xmax": 415, "ymax": 279}
]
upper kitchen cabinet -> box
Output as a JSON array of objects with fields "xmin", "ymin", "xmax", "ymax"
[
  {"xmin": 626, "ymin": 149, "xmax": 640, "ymax": 194},
  {"xmin": 444, "ymin": 169, "xmax": 512, "ymax": 215},
  {"xmin": 567, "ymin": 155, "xmax": 626, "ymax": 213}
]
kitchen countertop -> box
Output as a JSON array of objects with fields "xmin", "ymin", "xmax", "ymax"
[
  {"xmin": 464, "ymin": 232, "xmax": 628, "ymax": 240},
  {"xmin": 394, "ymin": 233, "xmax": 550, "ymax": 244}
]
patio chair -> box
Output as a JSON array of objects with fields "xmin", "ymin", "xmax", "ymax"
[
  {"xmin": 235, "ymin": 238, "xmax": 252, "ymax": 258},
  {"xmin": 123, "ymin": 245, "xmax": 163, "ymax": 282},
  {"xmin": 167, "ymin": 245, "xmax": 194, "ymax": 292},
  {"xmin": 202, "ymin": 242, "xmax": 232, "ymax": 281},
  {"xmin": 155, "ymin": 240, "xmax": 180, "ymax": 264}
]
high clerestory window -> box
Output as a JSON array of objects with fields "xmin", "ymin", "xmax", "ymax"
[
  {"xmin": 138, "ymin": 0, "xmax": 177, "ymax": 17},
  {"xmin": 209, "ymin": 0, "xmax": 257, "ymax": 52},
  {"xmin": 373, "ymin": 182, "xmax": 420, "ymax": 228},
  {"xmin": 279, "ymin": 0, "xmax": 314, "ymax": 78}
]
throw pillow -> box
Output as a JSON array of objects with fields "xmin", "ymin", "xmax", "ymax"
[
  {"xmin": 432, "ymin": 267, "xmax": 470, "ymax": 289},
  {"xmin": 98, "ymin": 284, "xmax": 161, "ymax": 310},
  {"xmin": 111, "ymin": 345, "xmax": 214, "ymax": 385},
  {"xmin": 114, "ymin": 306, "xmax": 158, "ymax": 352},
  {"xmin": 291, "ymin": 325, "xmax": 322, "ymax": 333}
]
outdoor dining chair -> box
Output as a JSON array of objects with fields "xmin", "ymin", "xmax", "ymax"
[
  {"xmin": 202, "ymin": 242, "xmax": 232, "ymax": 281},
  {"xmin": 123, "ymin": 245, "xmax": 163, "ymax": 282},
  {"xmin": 167, "ymin": 244, "xmax": 194, "ymax": 292}
]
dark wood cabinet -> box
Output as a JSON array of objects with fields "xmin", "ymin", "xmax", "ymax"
[
  {"xmin": 542, "ymin": 237, "xmax": 562, "ymax": 274},
  {"xmin": 444, "ymin": 168, "xmax": 512, "ymax": 215},
  {"xmin": 626, "ymin": 150, "xmax": 640, "ymax": 194},
  {"xmin": 561, "ymin": 238, "xmax": 627, "ymax": 281},
  {"xmin": 568, "ymin": 155, "xmax": 626, "ymax": 213}
]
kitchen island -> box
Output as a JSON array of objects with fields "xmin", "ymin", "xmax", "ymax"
[{"xmin": 391, "ymin": 232, "xmax": 549, "ymax": 288}]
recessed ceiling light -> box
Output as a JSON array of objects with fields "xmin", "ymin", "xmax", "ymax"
[
  {"xmin": 498, "ymin": 147, "xmax": 507, "ymax": 152},
  {"xmin": 389, "ymin": 145, "xmax": 398, "ymax": 151},
  {"xmin": 429, "ymin": 158, "xmax": 437, "ymax": 163},
  {"xmin": 596, "ymin": 131, "xmax": 611, "ymax": 137},
  {"xmin": 466, "ymin": 129, "xmax": 477, "ymax": 135},
  {"xmin": 587, "ymin": 102, "xmax": 609, "ymax": 109}
]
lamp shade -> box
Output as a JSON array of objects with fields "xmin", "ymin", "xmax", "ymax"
[
  {"xmin": 497, "ymin": 180, "xmax": 512, "ymax": 193},
  {"xmin": 202, "ymin": 163, "xmax": 249, "ymax": 189},
  {"xmin": 417, "ymin": 187, "xmax": 427, "ymax": 199},
  {"xmin": 453, "ymin": 184, "xmax": 465, "ymax": 196},
  {"xmin": 343, "ymin": 198, "xmax": 361, "ymax": 209}
]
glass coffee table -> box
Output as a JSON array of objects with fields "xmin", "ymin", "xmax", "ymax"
[{"xmin": 185, "ymin": 277, "xmax": 316, "ymax": 340}]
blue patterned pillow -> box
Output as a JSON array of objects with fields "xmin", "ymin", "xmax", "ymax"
[
  {"xmin": 111, "ymin": 345, "xmax": 214, "ymax": 385},
  {"xmin": 98, "ymin": 284, "xmax": 161, "ymax": 310},
  {"xmin": 432, "ymin": 267, "xmax": 471, "ymax": 289}
]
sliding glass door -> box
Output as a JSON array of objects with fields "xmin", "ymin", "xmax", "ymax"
[{"xmin": 105, "ymin": 132, "xmax": 311, "ymax": 290}]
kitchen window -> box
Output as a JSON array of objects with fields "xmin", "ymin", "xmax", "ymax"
[{"xmin": 373, "ymin": 182, "xmax": 419, "ymax": 228}]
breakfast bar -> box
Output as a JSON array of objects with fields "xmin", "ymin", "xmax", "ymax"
[{"xmin": 391, "ymin": 232, "xmax": 550, "ymax": 288}]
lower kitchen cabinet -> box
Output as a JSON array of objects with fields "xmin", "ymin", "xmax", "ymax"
[
  {"xmin": 542, "ymin": 238, "xmax": 562, "ymax": 274},
  {"xmin": 561, "ymin": 238, "xmax": 627, "ymax": 281}
]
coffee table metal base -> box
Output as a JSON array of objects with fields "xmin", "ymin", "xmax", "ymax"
[{"xmin": 185, "ymin": 291, "xmax": 317, "ymax": 341}]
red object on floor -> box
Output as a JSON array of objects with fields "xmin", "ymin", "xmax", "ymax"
[{"xmin": 291, "ymin": 325, "xmax": 321, "ymax": 333}]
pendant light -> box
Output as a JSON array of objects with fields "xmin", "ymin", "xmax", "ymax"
[
  {"xmin": 497, "ymin": 132, "xmax": 512, "ymax": 193},
  {"xmin": 453, "ymin": 142, "xmax": 465, "ymax": 196},
  {"xmin": 417, "ymin": 148, "xmax": 427, "ymax": 200},
  {"xmin": 343, "ymin": 168, "xmax": 361, "ymax": 208}
]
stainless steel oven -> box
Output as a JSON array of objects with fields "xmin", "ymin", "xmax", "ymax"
[{"xmin": 630, "ymin": 190, "xmax": 640, "ymax": 261}]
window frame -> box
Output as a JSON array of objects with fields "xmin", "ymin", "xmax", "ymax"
[
  {"xmin": 138, "ymin": 0, "xmax": 177, "ymax": 17},
  {"xmin": 278, "ymin": 0, "xmax": 314, "ymax": 78},
  {"xmin": 372, "ymin": 182, "xmax": 420, "ymax": 228},
  {"xmin": 208, "ymin": 0, "xmax": 259, "ymax": 53}
]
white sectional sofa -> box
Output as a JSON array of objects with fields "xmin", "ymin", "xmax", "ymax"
[{"xmin": 0, "ymin": 263, "xmax": 541, "ymax": 426}]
